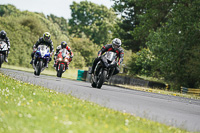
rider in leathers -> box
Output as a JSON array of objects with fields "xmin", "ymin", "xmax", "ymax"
[
  {"xmin": 53, "ymin": 41, "xmax": 73, "ymax": 68},
  {"xmin": 30, "ymin": 32, "xmax": 54, "ymax": 68},
  {"xmin": 0, "ymin": 30, "xmax": 10, "ymax": 62},
  {"xmin": 89, "ymin": 38, "xmax": 124, "ymax": 76}
]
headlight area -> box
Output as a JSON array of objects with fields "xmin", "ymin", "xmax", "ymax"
[{"xmin": 64, "ymin": 59, "xmax": 68, "ymax": 62}]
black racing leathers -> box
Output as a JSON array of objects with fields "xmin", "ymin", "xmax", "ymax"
[
  {"xmin": 91, "ymin": 44, "xmax": 124, "ymax": 75},
  {"xmin": 33, "ymin": 37, "xmax": 54, "ymax": 52},
  {"xmin": 31, "ymin": 37, "xmax": 54, "ymax": 60}
]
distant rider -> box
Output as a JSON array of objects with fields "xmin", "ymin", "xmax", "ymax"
[
  {"xmin": 89, "ymin": 38, "xmax": 124, "ymax": 76},
  {"xmin": 0, "ymin": 30, "xmax": 10, "ymax": 62},
  {"xmin": 30, "ymin": 32, "xmax": 54, "ymax": 68},
  {"xmin": 53, "ymin": 41, "xmax": 73, "ymax": 68}
]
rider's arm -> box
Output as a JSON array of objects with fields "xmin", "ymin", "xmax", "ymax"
[
  {"xmin": 6, "ymin": 37, "xmax": 10, "ymax": 50},
  {"xmin": 33, "ymin": 38, "xmax": 42, "ymax": 49},
  {"xmin": 55, "ymin": 49, "xmax": 60, "ymax": 55},
  {"xmin": 54, "ymin": 45, "xmax": 61, "ymax": 56},
  {"xmin": 118, "ymin": 49, "xmax": 124, "ymax": 66},
  {"xmin": 97, "ymin": 44, "xmax": 109, "ymax": 57},
  {"xmin": 51, "ymin": 42, "xmax": 54, "ymax": 53},
  {"xmin": 67, "ymin": 46, "xmax": 73, "ymax": 57},
  {"xmin": 49, "ymin": 41, "xmax": 54, "ymax": 53}
]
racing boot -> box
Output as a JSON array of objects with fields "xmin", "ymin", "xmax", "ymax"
[
  {"xmin": 46, "ymin": 63, "xmax": 48, "ymax": 68},
  {"xmin": 5, "ymin": 57, "xmax": 8, "ymax": 62},
  {"xmin": 88, "ymin": 67, "xmax": 94, "ymax": 74},
  {"xmin": 53, "ymin": 61, "xmax": 56, "ymax": 67},
  {"xmin": 30, "ymin": 59, "xmax": 33, "ymax": 64}
]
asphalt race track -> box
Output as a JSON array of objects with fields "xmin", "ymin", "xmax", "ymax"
[{"xmin": 1, "ymin": 68, "xmax": 200, "ymax": 132}]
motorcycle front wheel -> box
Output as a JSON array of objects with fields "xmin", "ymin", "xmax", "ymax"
[
  {"xmin": 96, "ymin": 68, "xmax": 107, "ymax": 89},
  {"xmin": 57, "ymin": 63, "xmax": 64, "ymax": 77},
  {"xmin": 35, "ymin": 60, "xmax": 43, "ymax": 76},
  {"xmin": 91, "ymin": 75, "xmax": 97, "ymax": 88},
  {"xmin": 0, "ymin": 54, "xmax": 4, "ymax": 68}
]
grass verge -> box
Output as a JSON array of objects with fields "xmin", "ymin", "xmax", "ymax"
[
  {"xmin": 0, "ymin": 73, "xmax": 189, "ymax": 133},
  {"xmin": 116, "ymin": 85, "xmax": 200, "ymax": 100}
]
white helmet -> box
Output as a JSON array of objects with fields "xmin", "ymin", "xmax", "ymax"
[{"xmin": 112, "ymin": 38, "xmax": 121, "ymax": 50}]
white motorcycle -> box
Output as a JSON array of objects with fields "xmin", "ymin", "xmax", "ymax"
[
  {"xmin": 32, "ymin": 45, "xmax": 50, "ymax": 76},
  {"xmin": 0, "ymin": 41, "xmax": 8, "ymax": 68}
]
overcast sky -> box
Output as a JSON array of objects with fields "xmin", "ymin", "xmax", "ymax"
[{"xmin": 0, "ymin": 0, "xmax": 114, "ymax": 19}]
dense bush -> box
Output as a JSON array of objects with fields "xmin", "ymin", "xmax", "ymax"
[{"xmin": 0, "ymin": 4, "xmax": 98, "ymax": 69}]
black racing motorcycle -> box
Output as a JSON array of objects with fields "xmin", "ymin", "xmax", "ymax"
[{"xmin": 91, "ymin": 51, "xmax": 117, "ymax": 89}]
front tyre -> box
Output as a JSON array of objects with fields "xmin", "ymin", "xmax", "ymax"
[
  {"xmin": 0, "ymin": 54, "xmax": 4, "ymax": 68},
  {"xmin": 35, "ymin": 60, "xmax": 43, "ymax": 76},
  {"xmin": 91, "ymin": 74, "xmax": 97, "ymax": 88},
  {"xmin": 57, "ymin": 63, "xmax": 64, "ymax": 77},
  {"xmin": 96, "ymin": 68, "xmax": 107, "ymax": 89}
]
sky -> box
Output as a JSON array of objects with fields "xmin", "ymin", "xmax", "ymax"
[{"xmin": 0, "ymin": 0, "xmax": 115, "ymax": 20}]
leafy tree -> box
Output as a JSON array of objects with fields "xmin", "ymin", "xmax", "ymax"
[
  {"xmin": 69, "ymin": 1, "xmax": 117, "ymax": 45},
  {"xmin": 127, "ymin": 48, "xmax": 154, "ymax": 76},
  {"xmin": 0, "ymin": 4, "xmax": 101, "ymax": 69},
  {"xmin": 112, "ymin": 0, "xmax": 176, "ymax": 51},
  {"xmin": 69, "ymin": 37, "xmax": 100, "ymax": 66},
  {"xmin": 115, "ymin": 0, "xmax": 200, "ymax": 89},
  {"xmin": 111, "ymin": 0, "xmax": 141, "ymax": 51},
  {"xmin": 146, "ymin": 0, "xmax": 200, "ymax": 89},
  {"xmin": 47, "ymin": 14, "xmax": 68, "ymax": 33},
  {"xmin": 0, "ymin": 4, "xmax": 21, "ymax": 16}
]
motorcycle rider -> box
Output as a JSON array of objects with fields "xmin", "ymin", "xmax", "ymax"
[
  {"xmin": 53, "ymin": 41, "xmax": 73, "ymax": 68},
  {"xmin": 89, "ymin": 38, "xmax": 124, "ymax": 77},
  {"xmin": 30, "ymin": 32, "xmax": 54, "ymax": 68},
  {"xmin": 0, "ymin": 30, "xmax": 10, "ymax": 62}
]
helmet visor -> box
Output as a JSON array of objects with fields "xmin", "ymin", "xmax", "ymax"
[
  {"xmin": 61, "ymin": 44, "xmax": 67, "ymax": 49},
  {"xmin": 1, "ymin": 34, "xmax": 6, "ymax": 39},
  {"xmin": 44, "ymin": 36, "xmax": 50, "ymax": 41},
  {"xmin": 114, "ymin": 44, "xmax": 120, "ymax": 49}
]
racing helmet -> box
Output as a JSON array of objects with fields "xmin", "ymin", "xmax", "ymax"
[
  {"xmin": 0, "ymin": 30, "xmax": 6, "ymax": 39},
  {"xmin": 112, "ymin": 38, "xmax": 121, "ymax": 50},
  {"xmin": 61, "ymin": 41, "xmax": 67, "ymax": 49},
  {"xmin": 43, "ymin": 32, "xmax": 51, "ymax": 41}
]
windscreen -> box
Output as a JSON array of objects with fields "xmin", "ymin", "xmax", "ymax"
[{"xmin": 105, "ymin": 51, "xmax": 116, "ymax": 62}]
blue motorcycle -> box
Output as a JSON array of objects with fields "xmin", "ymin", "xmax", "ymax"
[{"xmin": 32, "ymin": 45, "xmax": 50, "ymax": 76}]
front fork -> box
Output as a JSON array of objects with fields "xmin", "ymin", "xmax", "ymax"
[{"xmin": 57, "ymin": 62, "xmax": 66, "ymax": 72}]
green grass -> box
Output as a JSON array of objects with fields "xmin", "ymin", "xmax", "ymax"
[{"xmin": 0, "ymin": 73, "xmax": 189, "ymax": 133}]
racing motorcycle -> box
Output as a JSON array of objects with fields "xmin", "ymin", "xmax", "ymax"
[
  {"xmin": 32, "ymin": 45, "xmax": 50, "ymax": 76},
  {"xmin": 55, "ymin": 48, "xmax": 70, "ymax": 78},
  {"xmin": 91, "ymin": 51, "xmax": 117, "ymax": 89},
  {"xmin": 0, "ymin": 41, "xmax": 8, "ymax": 68}
]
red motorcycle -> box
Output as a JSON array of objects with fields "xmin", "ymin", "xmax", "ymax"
[{"xmin": 55, "ymin": 49, "xmax": 71, "ymax": 77}]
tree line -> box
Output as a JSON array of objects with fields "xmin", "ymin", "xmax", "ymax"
[{"xmin": 0, "ymin": 0, "xmax": 200, "ymax": 90}]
